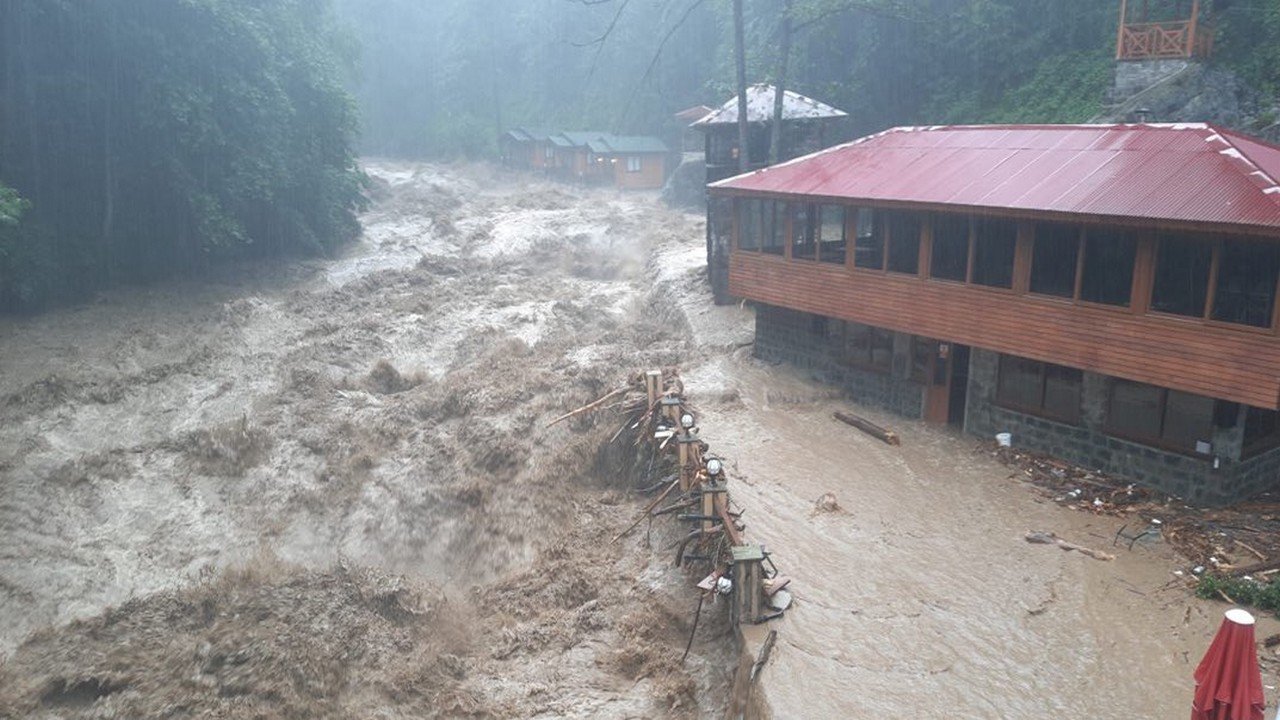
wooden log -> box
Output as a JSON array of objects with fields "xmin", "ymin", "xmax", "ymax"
[
  {"xmin": 833, "ymin": 411, "xmax": 900, "ymax": 446},
  {"xmin": 611, "ymin": 477, "xmax": 680, "ymax": 544},
  {"xmin": 547, "ymin": 386, "xmax": 631, "ymax": 427},
  {"xmin": 1228, "ymin": 557, "xmax": 1280, "ymax": 578}
]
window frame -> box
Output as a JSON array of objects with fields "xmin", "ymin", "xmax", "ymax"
[
  {"xmin": 838, "ymin": 321, "xmax": 895, "ymax": 374},
  {"xmin": 1028, "ymin": 221, "xmax": 1083, "ymax": 300},
  {"xmin": 928, "ymin": 213, "xmax": 973, "ymax": 283},
  {"xmin": 1146, "ymin": 233, "xmax": 1280, "ymax": 333},
  {"xmin": 1104, "ymin": 379, "xmax": 1217, "ymax": 457},
  {"xmin": 993, "ymin": 355, "xmax": 1083, "ymax": 425},
  {"xmin": 626, "ymin": 155, "xmax": 642, "ymax": 173}
]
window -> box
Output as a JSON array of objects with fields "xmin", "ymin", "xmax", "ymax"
[
  {"xmin": 971, "ymin": 217, "xmax": 1017, "ymax": 288},
  {"xmin": 886, "ymin": 212, "xmax": 921, "ymax": 275},
  {"xmin": 842, "ymin": 321, "xmax": 894, "ymax": 371},
  {"xmin": 626, "ymin": 156, "xmax": 642, "ymax": 173},
  {"xmin": 930, "ymin": 214, "xmax": 970, "ymax": 281},
  {"xmin": 1211, "ymin": 239, "xmax": 1280, "ymax": 328},
  {"xmin": 1151, "ymin": 234, "xmax": 1212, "ymax": 317},
  {"xmin": 818, "ymin": 205, "xmax": 846, "ymax": 264},
  {"xmin": 910, "ymin": 337, "xmax": 934, "ymax": 383},
  {"xmin": 1244, "ymin": 406, "xmax": 1280, "ymax": 457},
  {"xmin": 853, "ymin": 208, "xmax": 885, "ymax": 270},
  {"xmin": 790, "ymin": 203, "xmax": 816, "ymax": 261},
  {"xmin": 1107, "ymin": 379, "xmax": 1215, "ymax": 454},
  {"xmin": 761, "ymin": 201, "xmax": 785, "ymax": 255},
  {"xmin": 737, "ymin": 200, "xmax": 760, "ymax": 251},
  {"xmin": 1029, "ymin": 222, "xmax": 1080, "ymax": 298},
  {"xmin": 1080, "ymin": 227, "xmax": 1137, "ymax": 306},
  {"xmin": 995, "ymin": 355, "xmax": 1082, "ymax": 423}
]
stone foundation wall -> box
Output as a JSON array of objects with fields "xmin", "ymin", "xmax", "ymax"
[
  {"xmin": 753, "ymin": 304, "xmax": 924, "ymax": 418},
  {"xmin": 964, "ymin": 347, "xmax": 1272, "ymax": 506},
  {"xmin": 752, "ymin": 305, "xmax": 1278, "ymax": 505}
]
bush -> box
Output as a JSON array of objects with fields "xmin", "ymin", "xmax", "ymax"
[{"xmin": 1196, "ymin": 575, "xmax": 1280, "ymax": 613}]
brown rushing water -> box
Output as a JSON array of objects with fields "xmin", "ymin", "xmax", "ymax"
[{"xmin": 680, "ymin": 354, "xmax": 1280, "ymax": 718}]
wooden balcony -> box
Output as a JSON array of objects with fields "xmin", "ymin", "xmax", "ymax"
[{"xmin": 1117, "ymin": 20, "xmax": 1212, "ymax": 60}]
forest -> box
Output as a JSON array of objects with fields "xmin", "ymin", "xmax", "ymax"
[{"xmin": 2, "ymin": 0, "xmax": 1279, "ymax": 310}]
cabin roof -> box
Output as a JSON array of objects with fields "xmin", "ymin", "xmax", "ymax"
[
  {"xmin": 506, "ymin": 127, "xmax": 557, "ymax": 142},
  {"xmin": 710, "ymin": 123, "xmax": 1280, "ymax": 232},
  {"xmin": 586, "ymin": 135, "xmax": 669, "ymax": 155},
  {"xmin": 692, "ymin": 84, "xmax": 847, "ymax": 127},
  {"xmin": 674, "ymin": 104, "xmax": 714, "ymax": 124},
  {"xmin": 557, "ymin": 130, "xmax": 611, "ymax": 147}
]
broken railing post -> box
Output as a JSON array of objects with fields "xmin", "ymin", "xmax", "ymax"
[
  {"xmin": 731, "ymin": 544, "xmax": 765, "ymax": 625},
  {"xmin": 644, "ymin": 369, "xmax": 662, "ymax": 408},
  {"xmin": 678, "ymin": 430, "xmax": 700, "ymax": 492}
]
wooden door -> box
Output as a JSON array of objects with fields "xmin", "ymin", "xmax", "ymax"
[{"xmin": 923, "ymin": 342, "xmax": 954, "ymax": 424}]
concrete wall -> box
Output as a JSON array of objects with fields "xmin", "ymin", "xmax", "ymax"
[{"xmin": 754, "ymin": 303, "xmax": 924, "ymax": 418}]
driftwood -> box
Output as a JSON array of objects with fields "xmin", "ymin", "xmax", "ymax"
[
  {"xmin": 749, "ymin": 630, "xmax": 778, "ymax": 684},
  {"xmin": 611, "ymin": 477, "xmax": 680, "ymax": 544},
  {"xmin": 681, "ymin": 592, "xmax": 707, "ymax": 664},
  {"xmin": 833, "ymin": 411, "xmax": 900, "ymax": 446},
  {"xmin": 1025, "ymin": 531, "xmax": 1115, "ymax": 562},
  {"xmin": 547, "ymin": 386, "xmax": 632, "ymax": 427},
  {"xmin": 1229, "ymin": 557, "xmax": 1280, "ymax": 578}
]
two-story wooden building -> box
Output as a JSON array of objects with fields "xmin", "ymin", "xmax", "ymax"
[
  {"xmin": 710, "ymin": 123, "xmax": 1280, "ymax": 505},
  {"xmin": 692, "ymin": 84, "xmax": 848, "ymax": 304}
]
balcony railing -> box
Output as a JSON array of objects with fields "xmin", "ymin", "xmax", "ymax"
[{"xmin": 1117, "ymin": 20, "xmax": 1213, "ymax": 60}]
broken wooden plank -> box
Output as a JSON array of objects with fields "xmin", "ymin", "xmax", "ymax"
[
  {"xmin": 546, "ymin": 385, "xmax": 631, "ymax": 427},
  {"xmin": 833, "ymin": 411, "xmax": 900, "ymax": 446}
]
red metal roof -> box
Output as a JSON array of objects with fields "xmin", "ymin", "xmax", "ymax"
[{"xmin": 709, "ymin": 124, "xmax": 1280, "ymax": 232}]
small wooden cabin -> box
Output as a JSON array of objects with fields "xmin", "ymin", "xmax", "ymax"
[
  {"xmin": 553, "ymin": 131, "xmax": 611, "ymax": 182},
  {"xmin": 500, "ymin": 127, "xmax": 557, "ymax": 170},
  {"xmin": 710, "ymin": 123, "xmax": 1280, "ymax": 505},
  {"xmin": 585, "ymin": 135, "xmax": 670, "ymax": 190}
]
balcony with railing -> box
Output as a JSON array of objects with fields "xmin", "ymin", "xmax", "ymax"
[{"xmin": 1117, "ymin": 19, "xmax": 1212, "ymax": 60}]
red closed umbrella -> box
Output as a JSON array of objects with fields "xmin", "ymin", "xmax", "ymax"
[{"xmin": 1192, "ymin": 608, "xmax": 1266, "ymax": 720}]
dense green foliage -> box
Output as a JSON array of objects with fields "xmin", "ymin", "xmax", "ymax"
[
  {"xmin": 0, "ymin": 0, "xmax": 365, "ymax": 311},
  {"xmin": 1197, "ymin": 574, "xmax": 1280, "ymax": 613},
  {"xmin": 339, "ymin": 0, "xmax": 1280, "ymax": 157},
  {"xmin": 334, "ymin": 0, "xmax": 719, "ymax": 158}
]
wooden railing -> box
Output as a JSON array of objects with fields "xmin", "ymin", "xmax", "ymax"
[{"xmin": 1117, "ymin": 20, "xmax": 1213, "ymax": 60}]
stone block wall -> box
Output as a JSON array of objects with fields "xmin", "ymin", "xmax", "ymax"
[
  {"xmin": 965, "ymin": 347, "xmax": 1274, "ymax": 506},
  {"xmin": 752, "ymin": 305, "xmax": 1279, "ymax": 505},
  {"xmin": 753, "ymin": 303, "xmax": 924, "ymax": 418}
]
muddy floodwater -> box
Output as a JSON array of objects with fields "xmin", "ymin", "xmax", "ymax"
[{"xmin": 0, "ymin": 161, "xmax": 1276, "ymax": 718}]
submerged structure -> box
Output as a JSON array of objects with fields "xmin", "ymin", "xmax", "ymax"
[
  {"xmin": 711, "ymin": 123, "xmax": 1280, "ymax": 505},
  {"xmin": 691, "ymin": 85, "xmax": 848, "ymax": 303}
]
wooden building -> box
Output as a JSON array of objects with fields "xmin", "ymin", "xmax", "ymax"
[
  {"xmin": 1117, "ymin": 0, "xmax": 1212, "ymax": 61},
  {"xmin": 692, "ymin": 84, "xmax": 848, "ymax": 304},
  {"xmin": 710, "ymin": 123, "xmax": 1280, "ymax": 505},
  {"xmin": 584, "ymin": 135, "xmax": 670, "ymax": 190},
  {"xmin": 500, "ymin": 127, "xmax": 557, "ymax": 170}
]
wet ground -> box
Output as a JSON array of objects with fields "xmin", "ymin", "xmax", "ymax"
[{"xmin": 0, "ymin": 160, "xmax": 1275, "ymax": 718}]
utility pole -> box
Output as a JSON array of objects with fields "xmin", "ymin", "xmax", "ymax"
[{"xmin": 733, "ymin": 0, "xmax": 750, "ymax": 172}]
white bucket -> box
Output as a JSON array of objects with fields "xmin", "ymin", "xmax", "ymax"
[{"xmin": 996, "ymin": 432, "xmax": 1012, "ymax": 448}]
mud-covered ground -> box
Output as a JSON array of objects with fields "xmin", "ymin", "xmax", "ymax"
[
  {"xmin": 0, "ymin": 162, "xmax": 735, "ymax": 718},
  {"xmin": 2, "ymin": 160, "xmax": 1277, "ymax": 719}
]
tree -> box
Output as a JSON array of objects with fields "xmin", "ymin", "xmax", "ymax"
[{"xmin": 0, "ymin": 0, "xmax": 367, "ymax": 310}]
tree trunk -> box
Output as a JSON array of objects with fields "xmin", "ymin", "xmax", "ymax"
[
  {"xmin": 733, "ymin": 0, "xmax": 750, "ymax": 172},
  {"xmin": 768, "ymin": 0, "xmax": 793, "ymax": 166}
]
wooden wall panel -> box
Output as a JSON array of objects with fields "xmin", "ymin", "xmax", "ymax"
[{"xmin": 729, "ymin": 252, "xmax": 1280, "ymax": 409}]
